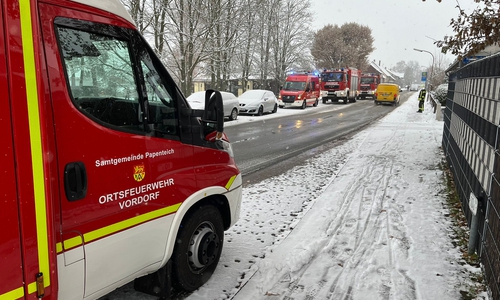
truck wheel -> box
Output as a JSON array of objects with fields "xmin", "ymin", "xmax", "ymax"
[
  {"xmin": 313, "ymin": 99, "xmax": 318, "ymax": 107},
  {"xmin": 322, "ymin": 98, "xmax": 327, "ymax": 104},
  {"xmin": 172, "ymin": 205, "xmax": 224, "ymax": 292},
  {"xmin": 301, "ymin": 100, "xmax": 306, "ymax": 109},
  {"xmin": 229, "ymin": 108, "xmax": 238, "ymax": 121}
]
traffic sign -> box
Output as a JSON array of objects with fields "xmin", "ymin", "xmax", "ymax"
[{"xmin": 421, "ymin": 72, "xmax": 427, "ymax": 82}]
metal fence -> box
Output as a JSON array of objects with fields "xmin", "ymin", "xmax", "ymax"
[{"xmin": 443, "ymin": 53, "xmax": 500, "ymax": 299}]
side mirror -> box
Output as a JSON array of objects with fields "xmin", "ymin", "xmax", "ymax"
[{"xmin": 202, "ymin": 90, "xmax": 224, "ymax": 140}]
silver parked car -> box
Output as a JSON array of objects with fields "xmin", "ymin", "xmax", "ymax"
[
  {"xmin": 186, "ymin": 91, "xmax": 240, "ymax": 121},
  {"xmin": 238, "ymin": 89, "xmax": 278, "ymax": 116}
]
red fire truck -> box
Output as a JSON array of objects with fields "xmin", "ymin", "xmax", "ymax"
[
  {"xmin": 320, "ymin": 68, "xmax": 360, "ymax": 104},
  {"xmin": 359, "ymin": 73, "xmax": 381, "ymax": 99},
  {"xmin": 1, "ymin": 0, "xmax": 242, "ymax": 299},
  {"xmin": 278, "ymin": 72, "xmax": 320, "ymax": 109}
]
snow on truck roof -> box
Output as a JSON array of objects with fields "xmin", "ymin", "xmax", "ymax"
[{"xmin": 70, "ymin": 0, "xmax": 135, "ymax": 25}]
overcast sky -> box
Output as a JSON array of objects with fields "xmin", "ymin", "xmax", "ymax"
[{"xmin": 310, "ymin": 0, "xmax": 481, "ymax": 70}]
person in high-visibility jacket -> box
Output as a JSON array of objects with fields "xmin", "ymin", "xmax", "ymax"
[{"xmin": 417, "ymin": 88, "xmax": 426, "ymax": 113}]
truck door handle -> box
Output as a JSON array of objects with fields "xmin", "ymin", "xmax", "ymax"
[{"xmin": 64, "ymin": 162, "xmax": 87, "ymax": 201}]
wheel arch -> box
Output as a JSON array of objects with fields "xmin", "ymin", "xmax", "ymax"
[{"xmin": 160, "ymin": 186, "xmax": 236, "ymax": 268}]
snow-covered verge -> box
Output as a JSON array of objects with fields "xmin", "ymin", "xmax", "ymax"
[{"xmin": 225, "ymin": 96, "xmax": 489, "ymax": 300}]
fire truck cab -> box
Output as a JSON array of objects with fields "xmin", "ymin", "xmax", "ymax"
[
  {"xmin": 1, "ymin": 0, "xmax": 242, "ymax": 299},
  {"xmin": 278, "ymin": 73, "xmax": 320, "ymax": 109},
  {"xmin": 320, "ymin": 68, "xmax": 360, "ymax": 104},
  {"xmin": 359, "ymin": 73, "xmax": 381, "ymax": 99}
]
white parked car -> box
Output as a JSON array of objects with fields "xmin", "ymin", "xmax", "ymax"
[
  {"xmin": 186, "ymin": 91, "xmax": 240, "ymax": 121},
  {"xmin": 238, "ymin": 89, "xmax": 278, "ymax": 116}
]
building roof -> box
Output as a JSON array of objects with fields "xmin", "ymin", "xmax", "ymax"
[
  {"xmin": 365, "ymin": 61, "xmax": 396, "ymax": 82},
  {"xmin": 384, "ymin": 68, "xmax": 403, "ymax": 80}
]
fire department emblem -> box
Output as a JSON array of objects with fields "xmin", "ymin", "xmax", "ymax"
[{"xmin": 133, "ymin": 164, "xmax": 145, "ymax": 182}]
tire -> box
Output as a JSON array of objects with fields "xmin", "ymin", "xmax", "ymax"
[
  {"xmin": 172, "ymin": 205, "xmax": 224, "ymax": 292},
  {"xmin": 313, "ymin": 99, "xmax": 318, "ymax": 107},
  {"xmin": 272, "ymin": 103, "xmax": 278, "ymax": 113},
  {"xmin": 228, "ymin": 108, "xmax": 238, "ymax": 121},
  {"xmin": 301, "ymin": 100, "xmax": 306, "ymax": 109},
  {"xmin": 257, "ymin": 106, "xmax": 264, "ymax": 116},
  {"xmin": 322, "ymin": 98, "xmax": 327, "ymax": 104}
]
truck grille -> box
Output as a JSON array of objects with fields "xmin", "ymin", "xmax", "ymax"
[
  {"xmin": 282, "ymin": 95, "xmax": 296, "ymax": 103},
  {"xmin": 325, "ymin": 84, "xmax": 339, "ymax": 90}
]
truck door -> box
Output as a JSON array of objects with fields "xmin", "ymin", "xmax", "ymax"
[
  {"xmin": 0, "ymin": 5, "xmax": 24, "ymax": 298},
  {"xmin": 39, "ymin": 4, "xmax": 195, "ymax": 298}
]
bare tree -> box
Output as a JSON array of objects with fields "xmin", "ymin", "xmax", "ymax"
[
  {"xmin": 255, "ymin": 0, "xmax": 276, "ymax": 90},
  {"xmin": 234, "ymin": 0, "xmax": 259, "ymax": 93},
  {"xmin": 310, "ymin": 25, "xmax": 342, "ymax": 69},
  {"xmin": 232, "ymin": 0, "xmax": 313, "ymax": 93},
  {"xmin": 206, "ymin": 0, "xmax": 243, "ymax": 91},
  {"xmin": 121, "ymin": 0, "xmax": 150, "ymax": 33},
  {"xmin": 160, "ymin": 0, "xmax": 213, "ymax": 95},
  {"xmin": 392, "ymin": 60, "xmax": 422, "ymax": 86},
  {"xmin": 271, "ymin": 0, "xmax": 314, "ymax": 90},
  {"xmin": 311, "ymin": 23, "xmax": 374, "ymax": 70},
  {"xmin": 120, "ymin": 0, "xmax": 315, "ymax": 95},
  {"xmin": 428, "ymin": 52, "xmax": 451, "ymax": 90}
]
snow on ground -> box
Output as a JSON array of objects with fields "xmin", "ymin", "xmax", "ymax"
[
  {"xmin": 190, "ymin": 95, "xmax": 488, "ymax": 300},
  {"xmin": 103, "ymin": 95, "xmax": 488, "ymax": 300}
]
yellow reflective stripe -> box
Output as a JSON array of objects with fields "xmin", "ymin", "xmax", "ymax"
[
  {"xmin": 84, "ymin": 203, "xmax": 181, "ymax": 243},
  {"xmin": 55, "ymin": 203, "xmax": 182, "ymax": 253},
  {"xmin": 19, "ymin": 0, "xmax": 50, "ymax": 289},
  {"xmin": 27, "ymin": 282, "xmax": 37, "ymax": 295},
  {"xmin": 225, "ymin": 175, "xmax": 237, "ymax": 190},
  {"xmin": 63, "ymin": 236, "xmax": 83, "ymax": 250},
  {"xmin": 0, "ymin": 287, "xmax": 24, "ymax": 300}
]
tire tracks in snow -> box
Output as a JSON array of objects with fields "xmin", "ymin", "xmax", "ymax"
[{"xmin": 270, "ymin": 126, "xmax": 418, "ymax": 300}]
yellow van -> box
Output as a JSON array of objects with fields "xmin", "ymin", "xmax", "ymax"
[{"xmin": 374, "ymin": 83, "xmax": 400, "ymax": 105}]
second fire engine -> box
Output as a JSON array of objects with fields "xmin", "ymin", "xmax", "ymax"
[
  {"xmin": 359, "ymin": 73, "xmax": 381, "ymax": 99},
  {"xmin": 320, "ymin": 68, "xmax": 360, "ymax": 104}
]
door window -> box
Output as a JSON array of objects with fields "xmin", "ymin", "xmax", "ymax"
[
  {"xmin": 139, "ymin": 54, "xmax": 177, "ymax": 136},
  {"xmin": 55, "ymin": 20, "xmax": 178, "ymax": 137}
]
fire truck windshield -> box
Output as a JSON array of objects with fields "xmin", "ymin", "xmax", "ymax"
[
  {"xmin": 361, "ymin": 77, "xmax": 376, "ymax": 84},
  {"xmin": 321, "ymin": 73, "xmax": 343, "ymax": 82},
  {"xmin": 284, "ymin": 81, "xmax": 306, "ymax": 91}
]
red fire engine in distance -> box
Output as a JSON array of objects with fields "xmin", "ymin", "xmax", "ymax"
[
  {"xmin": 359, "ymin": 73, "xmax": 381, "ymax": 100},
  {"xmin": 319, "ymin": 68, "xmax": 360, "ymax": 104},
  {"xmin": 278, "ymin": 72, "xmax": 320, "ymax": 109}
]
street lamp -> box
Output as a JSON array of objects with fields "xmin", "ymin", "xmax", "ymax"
[{"xmin": 413, "ymin": 48, "xmax": 435, "ymax": 92}]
